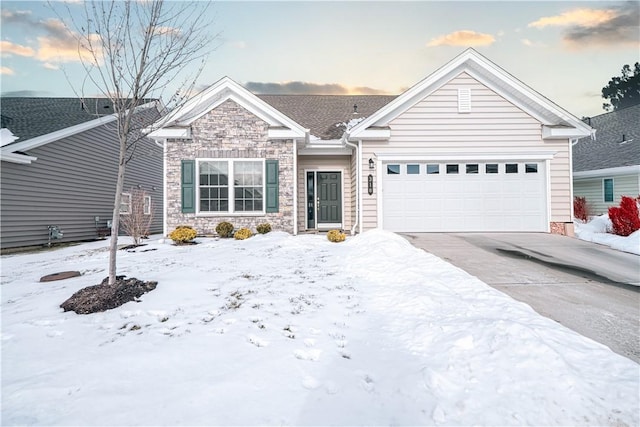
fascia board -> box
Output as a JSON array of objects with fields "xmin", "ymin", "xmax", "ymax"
[
  {"xmin": 147, "ymin": 127, "xmax": 191, "ymax": 139},
  {"xmin": 542, "ymin": 125, "xmax": 592, "ymax": 139},
  {"xmin": 353, "ymin": 128, "xmax": 391, "ymax": 140},
  {"xmin": 574, "ymin": 165, "xmax": 640, "ymax": 179}
]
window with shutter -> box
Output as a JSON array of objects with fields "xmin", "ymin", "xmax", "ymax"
[
  {"xmin": 265, "ymin": 159, "xmax": 279, "ymax": 213},
  {"xmin": 181, "ymin": 160, "xmax": 195, "ymax": 213}
]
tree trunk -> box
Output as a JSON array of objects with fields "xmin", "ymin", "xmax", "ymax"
[{"xmin": 108, "ymin": 137, "xmax": 128, "ymax": 286}]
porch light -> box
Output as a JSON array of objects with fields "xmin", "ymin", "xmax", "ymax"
[{"xmin": 369, "ymin": 158, "xmax": 374, "ymax": 169}]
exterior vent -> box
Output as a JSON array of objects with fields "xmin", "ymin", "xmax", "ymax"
[{"xmin": 458, "ymin": 88, "xmax": 471, "ymax": 113}]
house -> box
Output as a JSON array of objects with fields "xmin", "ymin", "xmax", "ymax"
[
  {"xmin": 145, "ymin": 48, "xmax": 593, "ymax": 237},
  {"xmin": 573, "ymin": 104, "xmax": 640, "ymax": 216},
  {"xmin": 0, "ymin": 98, "xmax": 164, "ymax": 250}
]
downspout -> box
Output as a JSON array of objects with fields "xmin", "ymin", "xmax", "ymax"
[{"xmin": 343, "ymin": 137, "xmax": 360, "ymax": 235}]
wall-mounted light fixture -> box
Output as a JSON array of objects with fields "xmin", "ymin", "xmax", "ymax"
[
  {"xmin": 367, "ymin": 174, "xmax": 374, "ymax": 195},
  {"xmin": 369, "ymin": 158, "xmax": 375, "ymax": 170}
]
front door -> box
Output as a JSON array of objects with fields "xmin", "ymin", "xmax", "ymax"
[{"xmin": 307, "ymin": 171, "xmax": 342, "ymax": 229}]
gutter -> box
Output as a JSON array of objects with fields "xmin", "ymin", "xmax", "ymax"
[{"xmin": 343, "ymin": 135, "xmax": 360, "ymax": 235}]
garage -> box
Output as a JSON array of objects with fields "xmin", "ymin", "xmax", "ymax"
[{"xmin": 382, "ymin": 161, "xmax": 548, "ymax": 232}]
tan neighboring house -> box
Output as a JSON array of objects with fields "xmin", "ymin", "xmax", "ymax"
[{"xmin": 145, "ymin": 48, "xmax": 593, "ymax": 237}]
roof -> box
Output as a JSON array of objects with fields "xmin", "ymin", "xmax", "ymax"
[
  {"xmin": 573, "ymin": 104, "xmax": 640, "ymax": 172},
  {"xmin": 257, "ymin": 95, "xmax": 396, "ymax": 140},
  {"xmin": 0, "ymin": 98, "xmax": 119, "ymax": 144}
]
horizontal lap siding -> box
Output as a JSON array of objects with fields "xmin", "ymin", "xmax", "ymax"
[
  {"xmin": 1, "ymin": 125, "xmax": 163, "ymax": 249},
  {"xmin": 361, "ymin": 72, "xmax": 571, "ymax": 229},
  {"xmin": 296, "ymin": 156, "xmax": 352, "ymax": 232},
  {"xmin": 574, "ymin": 174, "xmax": 640, "ymax": 216}
]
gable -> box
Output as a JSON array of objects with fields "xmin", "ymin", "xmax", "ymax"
[{"xmin": 348, "ymin": 48, "xmax": 592, "ymax": 141}]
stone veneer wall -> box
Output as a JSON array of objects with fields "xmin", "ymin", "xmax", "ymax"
[{"xmin": 165, "ymin": 99, "xmax": 295, "ymax": 235}]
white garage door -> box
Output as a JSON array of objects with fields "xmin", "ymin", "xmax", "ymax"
[{"xmin": 382, "ymin": 161, "xmax": 547, "ymax": 232}]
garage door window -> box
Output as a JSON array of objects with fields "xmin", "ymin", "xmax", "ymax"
[
  {"xmin": 506, "ymin": 163, "xmax": 518, "ymax": 174},
  {"xmin": 446, "ymin": 164, "xmax": 459, "ymax": 174},
  {"xmin": 427, "ymin": 164, "xmax": 439, "ymax": 174},
  {"xmin": 466, "ymin": 164, "xmax": 479, "ymax": 174},
  {"xmin": 407, "ymin": 164, "xmax": 420, "ymax": 174},
  {"xmin": 526, "ymin": 163, "xmax": 538, "ymax": 173},
  {"xmin": 387, "ymin": 164, "xmax": 400, "ymax": 175},
  {"xmin": 486, "ymin": 164, "xmax": 498, "ymax": 174}
]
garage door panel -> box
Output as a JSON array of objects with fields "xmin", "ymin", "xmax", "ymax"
[{"xmin": 383, "ymin": 161, "xmax": 547, "ymax": 232}]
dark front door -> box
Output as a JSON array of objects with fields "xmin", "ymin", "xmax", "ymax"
[{"xmin": 317, "ymin": 172, "xmax": 341, "ymax": 224}]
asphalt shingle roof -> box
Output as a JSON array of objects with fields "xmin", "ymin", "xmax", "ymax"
[
  {"xmin": 1, "ymin": 98, "xmax": 119, "ymax": 144},
  {"xmin": 573, "ymin": 104, "xmax": 640, "ymax": 172},
  {"xmin": 258, "ymin": 95, "xmax": 397, "ymax": 140}
]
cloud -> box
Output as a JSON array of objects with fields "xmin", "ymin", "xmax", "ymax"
[
  {"xmin": 243, "ymin": 81, "xmax": 389, "ymax": 95},
  {"xmin": 427, "ymin": 30, "xmax": 496, "ymax": 47},
  {"xmin": 521, "ymin": 39, "xmax": 547, "ymax": 48},
  {"xmin": 0, "ymin": 40, "xmax": 35, "ymax": 57},
  {"xmin": 0, "ymin": 90, "xmax": 46, "ymax": 97},
  {"xmin": 43, "ymin": 62, "xmax": 60, "ymax": 70},
  {"xmin": 529, "ymin": 2, "xmax": 639, "ymax": 48},
  {"xmin": 1, "ymin": 66, "xmax": 15, "ymax": 75},
  {"xmin": 1, "ymin": 11, "xmax": 100, "ymax": 64},
  {"xmin": 230, "ymin": 40, "xmax": 247, "ymax": 49}
]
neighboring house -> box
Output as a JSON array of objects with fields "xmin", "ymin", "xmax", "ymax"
[
  {"xmin": 1, "ymin": 98, "xmax": 164, "ymax": 250},
  {"xmin": 146, "ymin": 48, "xmax": 592, "ymax": 237},
  {"xmin": 573, "ymin": 104, "xmax": 640, "ymax": 216}
]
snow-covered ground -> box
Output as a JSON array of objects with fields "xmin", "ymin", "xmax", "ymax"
[
  {"xmin": 574, "ymin": 214, "xmax": 640, "ymax": 255},
  {"xmin": 2, "ymin": 230, "xmax": 638, "ymax": 426}
]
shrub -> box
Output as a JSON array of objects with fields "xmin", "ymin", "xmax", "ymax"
[
  {"xmin": 256, "ymin": 223, "xmax": 272, "ymax": 234},
  {"xmin": 216, "ymin": 221, "xmax": 234, "ymax": 238},
  {"xmin": 327, "ymin": 229, "xmax": 346, "ymax": 243},
  {"xmin": 234, "ymin": 227, "xmax": 253, "ymax": 240},
  {"xmin": 573, "ymin": 196, "xmax": 590, "ymax": 222},
  {"xmin": 608, "ymin": 196, "xmax": 640, "ymax": 236},
  {"xmin": 169, "ymin": 226, "xmax": 197, "ymax": 244}
]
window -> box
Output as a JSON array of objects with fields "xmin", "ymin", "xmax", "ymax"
[
  {"xmin": 407, "ymin": 164, "xmax": 420, "ymax": 174},
  {"xmin": 387, "ymin": 164, "xmax": 400, "ymax": 175},
  {"xmin": 446, "ymin": 164, "xmax": 459, "ymax": 174},
  {"xmin": 198, "ymin": 160, "xmax": 263, "ymax": 213},
  {"xmin": 604, "ymin": 178, "xmax": 614, "ymax": 202},
  {"xmin": 466, "ymin": 164, "xmax": 479, "ymax": 174},
  {"xmin": 505, "ymin": 163, "xmax": 518, "ymax": 174},
  {"xmin": 486, "ymin": 164, "xmax": 498, "ymax": 174},
  {"xmin": 143, "ymin": 196, "xmax": 151, "ymax": 215},
  {"xmin": 525, "ymin": 163, "xmax": 538, "ymax": 173},
  {"xmin": 426, "ymin": 164, "xmax": 439, "ymax": 174},
  {"xmin": 120, "ymin": 193, "xmax": 131, "ymax": 214}
]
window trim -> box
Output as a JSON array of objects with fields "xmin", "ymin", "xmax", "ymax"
[
  {"xmin": 143, "ymin": 195, "xmax": 151, "ymax": 215},
  {"xmin": 603, "ymin": 178, "xmax": 614, "ymax": 203},
  {"xmin": 196, "ymin": 158, "xmax": 266, "ymax": 215},
  {"xmin": 120, "ymin": 192, "xmax": 132, "ymax": 215}
]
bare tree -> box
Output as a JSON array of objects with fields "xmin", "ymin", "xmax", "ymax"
[
  {"xmin": 53, "ymin": 0, "xmax": 217, "ymax": 285},
  {"xmin": 120, "ymin": 188, "xmax": 154, "ymax": 246}
]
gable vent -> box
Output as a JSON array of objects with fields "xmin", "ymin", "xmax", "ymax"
[{"xmin": 458, "ymin": 88, "xmax": 471, "ymax": 113}]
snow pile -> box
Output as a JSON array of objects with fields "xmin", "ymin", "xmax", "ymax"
[
  {"xmin": 575, "ymin": 214, "xmax": 640, "ymax": 255},
  {"xmin": 2, "ymin": 230, "xmax": 638, "ymax": 426}
]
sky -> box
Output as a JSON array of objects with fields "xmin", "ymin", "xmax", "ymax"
[{"xmin": 0, "ymin": 1, "xmax": 638, "ymax": 118}]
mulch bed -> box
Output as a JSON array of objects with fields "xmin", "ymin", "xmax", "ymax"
[{"xmin": 60, "ymin": 276, "xmax": 158, "ymax": 315}]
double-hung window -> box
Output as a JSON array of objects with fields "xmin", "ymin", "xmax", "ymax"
[{"xmin": 198, "ymin": 159, "xmax": 264, "ymax": 213}]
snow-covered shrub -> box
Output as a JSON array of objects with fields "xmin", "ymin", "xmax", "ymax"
[
  {"xmin": 169, "ymin": 226, "xmax": 197, "ymax": 244},
  {"xmin": 327, "ymin": 229, "xmax": 346, "ymax": 243},
  {"xmin": 573, "ymin": 196, "xmax": 590, "ymax": 222},
  {"xmin": 234, "ymin": 227, "xmax": 253, "ymax": 240},
  {"xmin": 216, "ymin": 221, "xmax": 234, "ymax": 238},
  {"xmin": 608, "ymin": 196, "xmax": 640, "ymax": 237},
  {"xmin": 256, "ymin": 223, "xmax": 272, "ymax": 234}
]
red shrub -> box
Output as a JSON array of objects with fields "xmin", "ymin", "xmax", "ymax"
[
  {"xmin": 573, "ymin": 196, "xmax": 589, "ymax": 222},
  {"xmin": 608, "ymin": 196, "xmax": 640, "ymax": 236}
]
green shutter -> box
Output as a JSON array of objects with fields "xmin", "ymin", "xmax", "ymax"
[
  {"xmin": 181, "ymin": 160, "xmax": 195, "ymax": 213},
  {"xmin": 265, "ymin": 159, "xmax": 279, "ymax": 213}
]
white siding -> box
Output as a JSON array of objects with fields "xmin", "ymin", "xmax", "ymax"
[
  {"xmin": 360, "ymin": 72, "xmax": 572, "ymax": 230},
  {"xmin": 574, "ymin": 174, "xmax": 640, "ymax": 216}
]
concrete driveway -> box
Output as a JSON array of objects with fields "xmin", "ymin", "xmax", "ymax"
[{"xmin": 401, "ymin": 233, "xmax": 640, "ymax": 363}]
